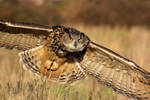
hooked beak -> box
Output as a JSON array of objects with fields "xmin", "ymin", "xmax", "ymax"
[{"xmin": 74, "ymin": 41, "xmax": 77, "ymax": 48}]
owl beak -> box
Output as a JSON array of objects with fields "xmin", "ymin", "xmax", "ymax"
[{"xmin": 74, "ymin": 41, "xmax": 77, "ymax": 48}]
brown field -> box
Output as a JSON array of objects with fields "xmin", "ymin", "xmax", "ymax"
[{"xmin": 0, "ymin": 25, "xmax": 150, "ymax": 100}]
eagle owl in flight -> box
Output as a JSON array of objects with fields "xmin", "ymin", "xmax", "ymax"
[{"xmin": 0, "ymin": 20, "xmax": 150, "ymax": 100}]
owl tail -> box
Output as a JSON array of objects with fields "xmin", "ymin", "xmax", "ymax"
[{"xmin": 18, "ymin": 46, "xmax": 48, "ymax": 75}]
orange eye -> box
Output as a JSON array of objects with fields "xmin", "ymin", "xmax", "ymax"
[
  {"xmin": 78, "ymin": 38, "xmax": 82, "ymax": 42},
  {"xmin": 68, "ymin": 37, "xmax": 72, "ymax": 42}
]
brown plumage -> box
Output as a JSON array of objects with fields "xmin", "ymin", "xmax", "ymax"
[
  {"xmin": 19, "ymin": 45, "xmax": 86, "ymax": 84},
  {"xmin": 76, "ymin": 42, "xmax": 150, "ymax": 99},
  {"xmin": 0, "ymin": 20, "xmax": 150, "ymax": 99}
]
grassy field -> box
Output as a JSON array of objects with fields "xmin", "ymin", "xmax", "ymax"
[{"xmin": 0, "ymin": 25, "xmax": 150, "ymax": 100}]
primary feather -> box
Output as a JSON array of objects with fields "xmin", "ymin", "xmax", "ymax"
[
  {"xmin": 76, "ymin": 42, "xmax": 150, "ymax": 99},
  {"xmin": 0, "ymin": 20, "xmax": 52, "ymax": 50}
]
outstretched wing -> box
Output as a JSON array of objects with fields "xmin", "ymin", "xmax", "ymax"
[
  {"xmin": 76, "ymin": 41, "xmax": 150, "ymax": 100},
  {"xmin": 0, "ymin": 20, "xmax": 53, "ymax": 50},
  {"xmin": 0, "ymin": 20, "xmax": 86, "ymax": 84}
]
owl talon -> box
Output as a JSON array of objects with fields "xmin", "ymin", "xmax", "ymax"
[{"xmin": 45, "ymin": 60, "xmax": 59, "ymax": 72}]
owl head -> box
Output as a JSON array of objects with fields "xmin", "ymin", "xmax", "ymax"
[{"xmin": 61, "ymin": 27, "xmax": 90, "ymax": 52}]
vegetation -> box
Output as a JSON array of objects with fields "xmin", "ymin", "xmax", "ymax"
[
  {"xmin": 0, "ymin": 0, "xmax": 150, "ymax": 100},
  {"xmin": 0, "ymin": 0, "xmax": 150, "ymax": 27},
  {"xmin": 0, "ymin": 25, "xmax": 150, "ymax": 100}
]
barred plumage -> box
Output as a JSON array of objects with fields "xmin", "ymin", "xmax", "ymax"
[
  {"xmin": 1, "ymin": 19, "xmax": 150, "ymax": 99},
  {"xmin": 76, "ymin": 42, "xmax": 150, "ymax": 99},
  {"xmin": 19, "ymin": 45, "xmax": 87, "ymax": 84},
  {"xmin": 0, "ymin": 31, "xmax": 39, "ymax": 50}
]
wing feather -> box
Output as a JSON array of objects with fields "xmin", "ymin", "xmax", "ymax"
[
  {"xmin": 76, "ymin": 41, "xmax": 150, "ymax": 99},
  {"xmin": 0, "ymin": 20, "xmax": 53, "ymax": 50},
  {"xmin": 19, "ymin": 45, "xmax": 87, "ymax": 84}
]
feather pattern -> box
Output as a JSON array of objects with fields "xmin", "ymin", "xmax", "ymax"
[
  {"xmin": 76, "ymin": 41, "xmax": 150, "ymax": 99},
  {"xmin": 19, "ymin": 45, "xmax": 87, "ymax": 84},
  {"xmin": 0, "ymin": 20, "xmax": 52, "ymax": 50},
  {"xmin": 0, "ymin": 31, "xmax": 40, "ymax": 50},
  {"xmin": 1, "ymin": 19, "xmax": 150, "ymax": 99}
]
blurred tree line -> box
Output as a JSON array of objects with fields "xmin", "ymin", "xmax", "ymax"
[{"xmin": 0, "ymin": 0, "xmax": 150, "ymax": 27}]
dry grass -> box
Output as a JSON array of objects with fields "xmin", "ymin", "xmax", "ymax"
[{"xmin": 0, "ymin": 25, "xmax": 150, "ymax": 100}]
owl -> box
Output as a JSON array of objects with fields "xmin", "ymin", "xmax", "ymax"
[{"xmin": 0, "ymin": 20, "xmax": 150, "ymax": 100}]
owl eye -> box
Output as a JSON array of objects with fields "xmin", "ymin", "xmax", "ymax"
[
  {"xmin": 78, "ymin": 38, "xmax": 82, "ymax": 42},
  {"xmin": 68, "ymin": 37, "xmax": 73, "ymax": 42}
]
